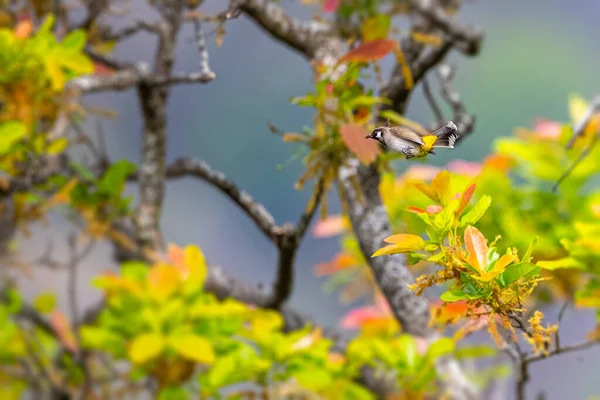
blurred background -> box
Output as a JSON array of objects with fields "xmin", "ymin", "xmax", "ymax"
[{"xmin": 10, "ymin": 0, "xmax": 600, "ymax": 398}]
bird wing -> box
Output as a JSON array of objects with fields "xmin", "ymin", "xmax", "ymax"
[
  {"xmin": 389, "ymin": 127, "xmax": 425, "ymax": 145},
  {"xmin": 385, "ymin": 134, "xmax": 422, "ymax": 153}
]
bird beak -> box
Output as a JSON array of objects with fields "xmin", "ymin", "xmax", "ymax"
[
  {"xmin": 430, "ymin": 150, "xmax": 436, "ymax": 155},
  {"xmin": 365, "ymin": 133, "xmax": 373, "ymax": 139}
]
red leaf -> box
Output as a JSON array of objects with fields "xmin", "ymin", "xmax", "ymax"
[
  {"xmin": 338, "ymin": 39, "xmax": 398, "ymax": 64},
  {"xmin": 313, "ymin": 215, "xmax": 348, "ymax": 237},
  {"xmin": 322, "ymin": 0, "xmax": 341, "ymax": 13},
  {"xmin": 534, "ymin": 118, "xmax": 561, "ymax": 140},
  {"xmin": 456, "ymin": 183, "xmax": 476, "ymax": 216},
  {"xmin": 426, "ymin": 205, "xmax": 443, "ymax": 215},
  {"xmin": 340, "ymin": 123, "xmax": 380, "ymax": 164},
  {"xmin": 407, "ymin": 206, "xmax": 426, "ymax": 214},
  {"xmin": 447, "ymin": 160, "xmax": 482, "ymax": 177},
  {"xmin": 49, "ymin": 311, "xmax": 78, "ymax": 353},
  {"xmin": 93, "ymin": 62, "xmax": 115, "ymax": 76}
]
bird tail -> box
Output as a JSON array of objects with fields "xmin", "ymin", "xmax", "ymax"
[{"xmin": 431, "ymin": 121, "xmax": 459, "ymax": 148}]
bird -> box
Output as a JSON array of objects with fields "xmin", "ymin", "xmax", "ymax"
[{"xmin": 365, "ymin": 120, "xmax": 459, "ymax": 159}]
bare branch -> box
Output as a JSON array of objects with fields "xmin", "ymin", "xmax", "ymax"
[
  {"xmin": 525, "ymin": 338, "xmax": 600, "ymax": 364},
  {"xmin": 135, "ymin": 0, "xmax": 187, "ymax": 251},
  {"xmin": 267, "ymin": 178, "xmax": 326, "ymax": 309},
  {"xmin": 232, "ymin": 0, "xmax": 335, "ymax": 58},
  {"xmin": 67, "ymin": 66, "xmax": 150, "ymax": 93},
  {"xmin": 138, "ymin": 157, "xmax": 325, "ymax": 309},
  {"xmin": 436, "ymin": 63, "xmax": 476, "ymax": 139},
  {"xmin": 422, "ymin": 76, "xmax": 444, "ymax": 122},
  {"xmin": 162, "ymin": 157, "xmax": 279, "ymax": 241},
  {"xmin": 411, "ymin": 0, "xmax": 483, "ymax": 55}
]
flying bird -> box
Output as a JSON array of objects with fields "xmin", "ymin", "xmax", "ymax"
[{"xmin": 365, "ymin": 120, "xmax": 459, "ymax": 159}]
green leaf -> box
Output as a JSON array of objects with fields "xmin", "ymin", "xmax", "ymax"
[
  {"xmin": 167, "ymin": 334, "xmax": 215, "ymax": 364},
  {"xmin": 397, "ymin": 335, "xmax": 418, "ymax": 372},
  {"xmin": 521, "ymin": 236, "xmax": 539, "ymax": 263},
  {"xmin": 70, "ymin": 162, "xmax": 97, "ymax": 182},
  {"xmin": 99, "ymin": 160, "xmax": 136, "ymax": 196},
  {"xmin": 61, "ymin": 30, "xmax": 87, "ymax": 51},
  {"xmin": 0, "ymin": 121, "xmax": 26, "ymax": 154},
  {"xmin": 460, "ymin": 195, "xmax": 492, "ymax": 227},
  {"xmin": 128, "ymin": 333, "xmax": 164, "ymax": 364},
  {"xmin": 454, "ymin": 345, "xmax": 497, "ymax": 359},
  {"xmin": 361, "ymin": 14, "xmax": 391, "ymax": 42},
  {"xmin": 58, "ymin": 51, "xmax": 94, "ymax": 74},
  {"xmin": 407, "ymin": 252, "xmax": 427, "ymax": 265},
  {"xmin": 33, "ymin": 292, "xmax": 56, "ymax": 314},
  {"xmin": 38, "ymin": 14, "xmax": 55, "ymax": 34},
  {"xmin": 121, "ymin": 261, "xmax": 149, "ymax": 282},
  {"xmin": 432, "ymin": 198, "xmax": 460, "ymax": 235},
  {"xmin": 537, "ymin": 257, "xmax": 584, "ymax": 271},
  {"xmin": 440, "ymin": 290, "xmax": 468, "ymax": 302},
  {"xmin": 158, "ymin": 386, "xmax": 189, "ymax": 400},
  {"xmin": 5, "ymin": 289, "xmax": 22, "ymax": 314},
  {"xmin": 496, "ymin": 262, "xmax": 540, "ymax": 288},
  {"xmin": 292, "ymin": 368, "xmax": 332, "ymax": 391},
  {"xmin": 423, "ymin": 337, "xmax": 454, "ymax": 365}
]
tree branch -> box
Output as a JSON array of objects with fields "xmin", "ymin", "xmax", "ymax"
[
  {"xmin": 411, "ymin": 0, "xmax": 483, "ymax": 55},
  {"xmin": 232, "ymin": 0, "xmax": 335, "ymax": 58},
  {"xmin": 135, "ymin": 0, "xmax": 187, "ymax": 251},
  {"xmin": 565, "ymin": 94, "xmax": 600, "ymax": 149},
  {"xmin": 163, "ymin": 157, "xmax": 279, "ymax": 241}
]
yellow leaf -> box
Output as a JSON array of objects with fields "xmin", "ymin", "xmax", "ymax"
[
  {"xmin": 383, "ymin": 233, "xmax": 425, "ymax": 250},
  {"xmin": 472, "ymin": 254, "xmax": 515, "ymax": 282},
  {"xmin": 361, "ymin": 15, "xmax": 391, "ymax": 42},
  {"xmin": 46, "ymin": 138, "xmax": 68, "ymax": 154},
  {"xmin": 372, "ymin": 244, "xmax": 415, "ymax": 257},
  {"xmin": 129, "ymin": 333, "xmax": 165, "ymax": 364},
  {"xmin": 45, "ymin": 58, "xmax": 66, "ymax": 91},
  {"xmin": 148, "ymin": 264, "xmax": 180, "ymax": 300},
  {"xmin": 167, "ymin": 334, "xmax": 215, "ymax": 364},
  {"xmin": 181, "ymin": 244, "xmax": 207, "ymax": 289},
  {"xmin": 464, "ymin": 225, "xmax": 488, "ymax": 272},
  {"xmin": 251, "ymin": 310, "xmax": 284, "ymax": 332},
  {"xmin": 431, "ymin": 170, "xmax": 451, "ymax": 204},
  {"xmin": 569, "ymin": 93, "xmax": 589, "ymax": 123},
  {"xmin": 411, "ymin": 181, "xmax": 437, "ymax": 202}
]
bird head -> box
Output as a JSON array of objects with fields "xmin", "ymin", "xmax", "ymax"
[{"xmin": 365, "ymin": 127, "xmax": 386, "ymax": 142}]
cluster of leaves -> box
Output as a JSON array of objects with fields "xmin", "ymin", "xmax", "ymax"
[
  {"xmin": 62, "ymin": 243, "xmax": 458, "ymax": 399},
  {"xmin": 314, "ymin": 94, "xmax": 600, "ymax": 350},
  {"xmin": 285, "ymin": 6, "xmax": 442, "ymax": 215}
]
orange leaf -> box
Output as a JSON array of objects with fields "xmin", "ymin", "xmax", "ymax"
[
  {"xmin": 13, "ymin": 19, "xmax": 33, "ymax": 39},
  {"xmin": 148, "ymin": 264, "xmax": 180, "ymax": 300},
  {"xmin": 338, "ymin": 39, "xmax": 398, "ymax": 64},
  {"xmin": 340, "ymin": 123, "xmax": 380, "ymax": 164},
  {"xmin": 483, "ymin": 154, "xmax": 514, "ymax": 173},
  {"xmin": 456, "ymin": 183, "xmax": 476, "ymax": 216},
  {"xmin": 407, "ymin": 206, "xmax": 426, "ymax": 214},
  {"xmin": 315, "ymin": 253, "xmax": 358, "ymax": 276},
  {"xmin": 464, "ymin": 226, "xmax": 488, "ymax": 272},
  {"xmin": 50, "ymin": 311, "xmax": 78, "ymax": 353}
]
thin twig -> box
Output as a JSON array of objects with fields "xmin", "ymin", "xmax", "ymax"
[
  {"xmin": 565, "ymin": 94, "xmax": 600, "ymax": 149},
  {"xmin": 422, "ymin": 76, "xmax": 444, "ymax": 122},
  {"xmin": 552, "ymin": 133, "xmax": 598, "ymax": 192}
]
